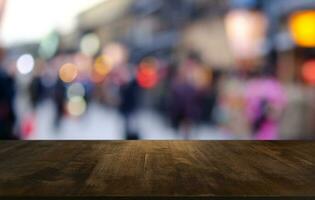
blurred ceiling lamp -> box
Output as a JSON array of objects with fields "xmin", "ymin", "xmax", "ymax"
[
  {"xmin": 289, "ymin": 10, "xmax": 315, "ymax": 47},
  {"xmin": 137, "ymin": 57, "xmax": 158, "ymax": 89},
  {"xmin": 225, "ymin": 10, "xmax": 267, "ymax": 59},
  {"xmin": 59, "ymin": 63, "xmax": 78, "ymax": 83},
  {"xmin": 302, "ymin": 60, "xmax": 315, "ymax": 85}
]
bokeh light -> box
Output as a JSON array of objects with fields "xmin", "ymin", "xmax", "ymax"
[
  {"xmin": 289, "ymin": 11, "xmax": 315, "ymax": 47},
  {"xmin": 16, "ymin": 54, "xmax": 35, "ymax": 75},
  {"xmin": 302, "ymin": 60, "xmax": 315, "ymax": 85},
  {"xmin": 137, "ymin": 58, "xmax": 159, "ymax": 89},
  {"xmin": 102, "ymin": 43, "xmax": 128, "ymax": 66},
  {"xmin": 93, "ymin": 55, "xmax": 113, "ymax": 77},
  {"xmin": 67, "ymin": 96, "xmax": 87, "ymax": 117},
  {"xmin": 80, "ymin": 33, "xmax": 101, "ymax": 56},
  {"xmin": 38, "ymin": 33, "xmax": 59, "ymax": 60},
  {"xmin": 67, "ymin": 83, "xmax": 85, "ymax": 99},
  {"xmin": 225, "ymin": 10, "xmax": 267, "ymax": 59},
  {"xmin": 59, "ymin": 63, "xmax": 78, "ymax": 83}
]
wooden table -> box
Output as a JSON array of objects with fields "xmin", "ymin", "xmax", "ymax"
[{"xmin": 0, "ymin": 141, "xmax": 314, "ymax": 199}]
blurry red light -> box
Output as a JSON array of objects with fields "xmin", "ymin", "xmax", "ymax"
[
  {"xmin": 136, "ymin": 59, "xmax": 159, "ymax": 89},
  {"xmin": 21, "ymin": 116, "xmax": 35, "ymax": 139},
  {"xmin": 302, "ymin": 60, "xmax": 315, "ymax": 85}
]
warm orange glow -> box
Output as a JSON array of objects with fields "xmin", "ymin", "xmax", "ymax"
[
  {"xmin": 59, "ymin": 63, "xmax": 78, "ymax": 83},
  {"xmin": 91, "ymin": 71, "xmax": 106, "ymax": 83},
  {"xmin": 93, "ymin": 55, "xmax": 113, "ymax": 77},
  {"xmin": 137, "ymin": 58, "xmax": 159, "ymax": 89},
  {"xmin": 302, "ymin": 60, "xmax": 315, "ymax": 85},
  {"xmin": 225, "ymin": 10, "xmax": 267, "ymax": 59},
  {"xmin": 289, "ymin": 11, "xmax": 315, "ymax": 47},
  {"xmin": 191, "ymin": 67, "xmax": 212, "ymax": 89}
]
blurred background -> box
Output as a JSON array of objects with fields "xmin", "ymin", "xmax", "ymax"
[{"xmin": 0, "ymin": 0, "xmax": 315, "ymax": 140}]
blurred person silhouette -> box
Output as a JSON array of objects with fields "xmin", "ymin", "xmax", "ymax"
[
  {"xmin": 29, "ymin": 60, "xmax": 45, "ymax": 109},
  {"xmin": 0, "ymin": 48, "xmax": 17, "ymax": 139},
  {"xmin": 169, "ymin": 52, "xmax": 206, "ymax": 139},
  {"xmin": 118, "ymin": 66, "xmax": 140, "ymax": 140},
  {"xmin": 245, "ymin": 73, "xmax": 287, "ymax": 140},
  {"xmin": 53, "ymin": 77, "xmax": 66, "ymax": 130}
]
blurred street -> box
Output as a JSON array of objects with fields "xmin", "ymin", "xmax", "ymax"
[{"xmin": 30, "ymin": 100, "xmax": 232, "ymax": 140}]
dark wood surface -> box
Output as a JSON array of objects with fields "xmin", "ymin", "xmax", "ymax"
[{"xmin": 0, "ymin": 141, "xmax": 315, "ymax": 199}]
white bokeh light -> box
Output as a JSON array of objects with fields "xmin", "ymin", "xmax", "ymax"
[{"xmin": 16, "ymin": 54, "xmax": 35, "ymax": 75}]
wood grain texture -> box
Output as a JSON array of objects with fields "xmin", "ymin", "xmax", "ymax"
[{"xmin": 0, "ymin": 141, "xmax": 314, "ymax": 199}]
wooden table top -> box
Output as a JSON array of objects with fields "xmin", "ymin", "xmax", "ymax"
[{"xmin": 0, "ymin": 141, "xmax": 314, "ymax": 199}]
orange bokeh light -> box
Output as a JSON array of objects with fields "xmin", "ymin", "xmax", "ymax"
[
  {"xmin": 93, "ymin": 55, "xmax": 113, "ymax": 77},
  {"xmin": 289, "ymin": 11, "xmax": 315, "ymax": 47},
  {"xmin": 302, "ymin": 60, "xmax": 315, "ymax": 85},
  {"xmin": 59, "ymin": 63, "xmax": 78, "ymax": 83}
]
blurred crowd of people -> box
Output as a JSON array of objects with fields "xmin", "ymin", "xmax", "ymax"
[
  {"xmin": 1, "ymin": 0, "xmax": 315, "ymax": 140},
  {"xmin": 0, "ymin": 45, "xmax": 298, "ymax": 140}
]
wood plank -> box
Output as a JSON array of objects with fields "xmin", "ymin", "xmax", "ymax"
[{"xmin": 0, "ymin": 141, "xmax": 314, "ymax": 199}]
